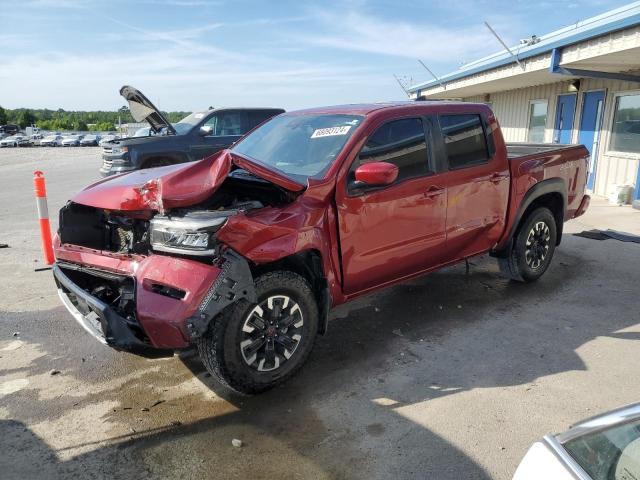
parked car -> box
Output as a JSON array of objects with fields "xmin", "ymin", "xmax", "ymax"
[
  {"xmin": 61, "ymin": 135, "xmax": 81, "ymax": 147},
  {"xmin": 98, "ymin": 134, "xmax": 119, "ymax": 147},
  {"xmin": 0, "ymin": 134, "xmax": 30, "ymax": 147},
  {"xmin": 40, "ymin": 134, "xmax": 64, "ymax": 147},
  {"xmin": 99, "ymin": 85, "xmax": 284, "ymax": 176},
  {"xmin": 53, "ymin": 102, "xmax": 590, "ymax": 394},
  {"xmin": 0, "ymin": 124, "xmax": 20, "ymax": 136},
  {"xmin": 31, "ymin": 133, "xmax": 44, "ymax": 143},
  {"xmin": 80, "ymin": 134, "xmax": 100, "ymax": 146},
  {"xmin": 514, "ymin": 402, "xmax": 640, "ymax": 480}
]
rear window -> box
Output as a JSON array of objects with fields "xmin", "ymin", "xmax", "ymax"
[{"xmin": 439, "ymin": 114, "xmax": 489, "ymax": 169}]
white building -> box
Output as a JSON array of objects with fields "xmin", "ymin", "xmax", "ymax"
[{"xmin": 408, "ymin": 2, "xmax": 640, "ymax": 208}]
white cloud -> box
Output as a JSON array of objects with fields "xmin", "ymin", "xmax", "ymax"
[
  {"xmin": 0, "ymin": 45, "xmax": 396, "ymax": 111},
  {"xmin": 19, "ymin": 0, "xmax": 92, "ymax": 8},
  {"xmin": 151, "ymin": 0, "xmax": 223, "ymax": 6},
  {"xmin": 297, "ymin": 9, "xmax": 520, "ymax": 63},
  {"xmin": 1, "ymin": 4, "xmax": 529, "ymax": 110}
]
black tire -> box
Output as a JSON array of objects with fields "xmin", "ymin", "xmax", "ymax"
[
  {"xmin": 197, "ymin": 271, "xmax": 319, "ymax": 394},
  {"xmin": 498, "ymin": 207, "xmax": 557, "ymax": 283},
  {"xmin": 143, "ymin": 158, "xmax": 172, "ymax": 169}
]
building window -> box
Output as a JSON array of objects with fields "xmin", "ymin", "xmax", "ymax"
[
  {"xmin": 610, "ymin": 93, "xmax": 640, "ymax": 154},
  {"xmin": 439, "ymin": 114, "xmax": 489, "ymax": 169},
  {"xmin": 528, "ymin": 100, "xmax": 548, "ymax": 143}
]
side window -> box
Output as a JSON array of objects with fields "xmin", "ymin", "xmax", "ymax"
[
  {"xmin": 351, "ymin": 117, "xmax": 430, "ymax": 186},
  {"xmin": 203, "ymin": 112, "xmax": 247, "ymax": 136},
  {"xmin": 247, "ymin": 110, "xmax": 279, "ymax": 130},
  {"xmin": 439, "ymin": 114, "xmax": 489, "ymax": 169}
]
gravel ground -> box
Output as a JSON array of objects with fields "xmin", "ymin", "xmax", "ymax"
[{"xmin": 1, "ymin": 146, "xmax": 639, "ymax": 479}]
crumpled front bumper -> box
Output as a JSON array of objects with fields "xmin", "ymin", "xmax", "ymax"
[
  {"xmin": 53, "ymin": 264, "xmax": 172, "ymax": 358},
  {"xmin": 53, "ymin": 241, "xmax": 255, "ymax": 356}
]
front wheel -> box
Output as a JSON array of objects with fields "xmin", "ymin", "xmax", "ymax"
[
  {"xmin": 197, "ymin": 271, "xmax": 319, "ymax": 394},
  {"xmin": 498, "ymin": 207, "xmax": 557, "ymax": 282}
]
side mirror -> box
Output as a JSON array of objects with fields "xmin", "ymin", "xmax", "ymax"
[
  {"xmin": 199, "ymin": 125, "xmax": 213, "ymax": 136},
  {"xmin": 354, "ymin": 162, "xmax": 398, "ymax": 186}
]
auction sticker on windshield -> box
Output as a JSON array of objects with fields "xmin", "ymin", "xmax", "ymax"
[{"xmin": 311, "ymin": 126, "xmax": 351, "ymax": 138}]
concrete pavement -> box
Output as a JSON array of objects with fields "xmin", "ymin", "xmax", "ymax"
[{"xmin": 1, "ymin": 147, "xmax": 639, "ymax": 479}]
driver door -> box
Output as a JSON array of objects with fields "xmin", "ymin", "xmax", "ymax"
[
  {"xmin": 190, "ymin": 111, "xmax": 247, "ymax": 160},
  {"xmin": 335, "ymin": 116, "xmax": 448, "ymax": 294}
]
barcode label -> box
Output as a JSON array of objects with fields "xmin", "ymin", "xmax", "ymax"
[{"xmin": 311, "ymin": 126, "xmax": 351, "ymax": 138}]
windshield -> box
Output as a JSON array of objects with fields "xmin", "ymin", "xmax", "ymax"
[
  {"xmin": 133, "ymin": 127, "xmax": 152, "ymax": 137},
  {"xmin": 231, "ymin": 113, "xmax": 363, "ymax": 181},
  {"xmin": 564, "ymin": 418, "xmax": 640, "ymax": 480},
  {"xmin": 173, "ymin": 111, "xmax": 205, "ymax": 135}
]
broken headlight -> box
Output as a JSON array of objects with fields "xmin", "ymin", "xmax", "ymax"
[{"xmin": 150, "ymin": 211, "xmax": 233, "ymax": 256}]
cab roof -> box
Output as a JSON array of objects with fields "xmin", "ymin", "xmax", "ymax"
[{"xmin": 288, "ymin": 100, "xmax": 480, "ymax": 116}]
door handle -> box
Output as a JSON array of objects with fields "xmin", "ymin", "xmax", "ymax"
[
  {"xmin": 489, "ymin": 173, "xmax": 508, "ymax": 184},
  {"xmin": 424, "ymin": 186, "xmax": 445, "ymax": 199}
]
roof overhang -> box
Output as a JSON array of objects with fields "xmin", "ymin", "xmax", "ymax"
[
  {"xmin": 413, "ymin": 26, "xmax": 640, "ymax": 99},
  {"xmin": 410, "ymin": 4, "xmax": 640, "ymax": 99}
]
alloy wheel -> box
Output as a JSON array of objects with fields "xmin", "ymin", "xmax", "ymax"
[
  {"xmin": 525, "ymin": 221, "xmax": 551, "ymax": 270},
  {"xmin": 239, "ymin": 295, "xmax": 304, "ymax": 372}
]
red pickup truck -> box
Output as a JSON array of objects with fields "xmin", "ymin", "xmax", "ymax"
[{"xmin": 53, "ymin": 102, "xmax": 590, "ymax": 393}]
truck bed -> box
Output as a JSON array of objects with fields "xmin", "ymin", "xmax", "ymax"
[{"xmin": 506, "ymin": 143, "xmax": 582, "ymax": 160}]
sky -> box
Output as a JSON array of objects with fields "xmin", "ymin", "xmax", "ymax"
[{"xmin": 0, "ymin": 0, "xmax": 632, "ymax": 111}]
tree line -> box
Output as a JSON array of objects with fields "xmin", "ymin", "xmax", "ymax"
[{"xmin": 0, "ymin": 106, "xmax": 191, "ymax": 132}]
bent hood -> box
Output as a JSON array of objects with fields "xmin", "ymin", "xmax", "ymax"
[
  {"xmin": 71, "ymin": 151, "xmax": 304, "ymax": 213},
  {"xmin": 120, "ymin": 85, "xmax": 176, "ymax": 135}
]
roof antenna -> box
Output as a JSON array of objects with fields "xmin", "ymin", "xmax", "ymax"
[
  {"xmin": 418, "ymin": 60, "xmax": 446, "ymax": 90},
  {"xmin": 484, "ymin": 21, "xmax": 526, "ymax": 71},
  {"xmin": 392, "ymin": 74, "xmax": 410, "ymax": 97}
]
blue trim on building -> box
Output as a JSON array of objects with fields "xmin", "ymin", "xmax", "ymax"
[
  {"xmin": 549, "ymin": 47, "xmax": 640, "ymax": 82},
  {"xmin": 408, "ymin": 2, "xmax": 640, "ymax": 93}
]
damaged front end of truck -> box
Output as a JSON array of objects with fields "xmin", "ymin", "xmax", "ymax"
[{"xmin": 53, "ymin": 150, "xmax": 305, "ymax": 358}]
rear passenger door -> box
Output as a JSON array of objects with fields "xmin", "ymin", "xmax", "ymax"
[
  {"xmin": 336, "ymin": 116, "xmax": 449, "ymax": 294},
  {"xmin": 437, "ymin": 113, "xmax": 509, "ymax": 260}
]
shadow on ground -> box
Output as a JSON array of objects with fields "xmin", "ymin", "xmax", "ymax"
[{"xmin": 2, "ymin": 242, "xmax": 639, "ymax": 479}]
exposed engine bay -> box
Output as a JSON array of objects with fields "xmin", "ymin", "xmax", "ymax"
[{"xmin": 59, "ymin": 168, "xmax": 296, "ymax": 258}]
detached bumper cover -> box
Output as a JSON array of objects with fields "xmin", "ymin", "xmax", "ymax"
[
  {"xmin": 53, "ymin": 264, "xmax": 172, "ymax": 358},
  {"xmin": 53, "ymin": 242, "xmax": 256, "ymax": 352}
]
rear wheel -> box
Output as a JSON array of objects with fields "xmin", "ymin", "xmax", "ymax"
[
  {"xmin": 197, "ymin": 271, "xmax": 319, "ymax": 394},
  {"xmin": 498, "ymin": 207, "xmax": 557, "ymax": 282}
]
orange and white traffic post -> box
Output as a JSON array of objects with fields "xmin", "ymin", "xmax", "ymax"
[{"xmin": 33, "ymin": 171, "xmax": 55, "ymax": 266}]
